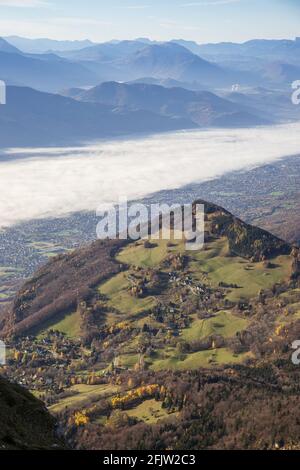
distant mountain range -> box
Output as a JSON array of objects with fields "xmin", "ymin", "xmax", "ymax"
[
  {"xmin": 186, "ymin": 38, "xmax": 300, "ymax": 66},
  {"xmin": 59, "ymin": 39, "xmax": 147, "ymax": 61},
  {"xmin": 1, "ymin": 36, "xmax": 298, "ymax": 95},
  {"xmin": 262, "ymin": 62, "xmax": 300, "ymax": 85},
  {"xmin": 0, "ymin": 86, "xmax": 197, "ymax": 147},
  {"xmin": 0, "ymin": 35, "xmax": 299, "ymax": 146},
  {"xmin": 0, "ymin": 37, "xmax": 21, "ymax": 54},
  {"xmin": 2, "ymin": 38, "xmax": 235, "ymax": 92},
  {"xmin": 4, "ymin": 36, "xmax": 95, "ymax": 54},
  {"xmin": 57, "ymin": 41, "xmax": 250, "ymax": 88},
  {"xmin": 71, "ymin": 81, "xmax": 269, "ymax": 128},
  {"xmin": 222, "ymin": 86, "xmax": 300, "ymax": 122},
  {"xmin": 120, "ymin": 43, "xmax": 230, "ymax": 85},
  {"xmin": 173, "ymin": 38, "xmax": 300, "ymax": 87},
  {"xmin": 7, "ymin": 35, "xmax": 300, "ymax": 64},
  {"xmin": 0, "ymin": 38, "xmax": 99, "ymax": 92},
  {"xmin": 1, "ymin": 81, "xmax": 295, "ymax": 148}
]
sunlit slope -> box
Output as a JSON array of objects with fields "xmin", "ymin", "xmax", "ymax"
[{"xmin": 4, "ymin": 199, "xmax": 296, "ymax": 375}]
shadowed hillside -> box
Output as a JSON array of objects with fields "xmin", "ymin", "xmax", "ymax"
[
  {"xmin": 2, "ymin": 239, "xmax": 126, "ymax": 337},
  {"xmin": 0, "ymin": 376, "xmax": 64, "ymax": 449},
  {"xmin": 198, "ymin": 199, "xmax": 291, "ymax": 261},
  {"xmin": 0, "ymin": 86, "xmax": 196, "ymax": 147}
]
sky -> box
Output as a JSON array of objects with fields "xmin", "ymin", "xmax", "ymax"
[{"xmin": 0, "ymin": 0, "xmax": 299, "ymax": 43}]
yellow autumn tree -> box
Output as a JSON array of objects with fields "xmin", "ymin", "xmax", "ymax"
[
  {"xmin": 74, "ymin": 411, "xmax": 90, "ymax": 426},
  {"xmin": 111, "ymin": 384, "xmax": 160, "ymax": 409}
]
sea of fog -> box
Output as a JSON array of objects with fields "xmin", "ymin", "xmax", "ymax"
[{"xmin": 0, "ymin": 123, "xmax": 300, "ymax": 229}]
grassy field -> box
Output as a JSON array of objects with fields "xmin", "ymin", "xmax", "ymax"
[
  {"xmin": 116, "ymin": 234, "xmax": 184, "ymax": 268},
  {"xmin": 132, "ymin": 315, "xmax": 163, "ymax": 329},
  {"xmin": 117, "ymin": 236, "xmax": 291, "ymax": 303},
  {"xmin": 188, "ymin": 238, "xmax": 291, "ymax": 301},
  {"xmin": 49, "ymin": 383, "xmax": 119, "ymax": 413},
  {"xmin": 125, "ymin": 399, "xmax": 177, "ymax": 424},
  {"xmin": 100, "ymin": 235, "xmax": 291, "ymax": 320},
  {"xmin": 151, "ymin": 347, "xmax": 252, "ymax": 371},
  {"xmin": 181, "ymin": 310, "xmax": 249, "ymax": 342},
  {"xmin": 0, "ymin": 292, "xmax": 10, "ymax": 300},
  {"xmin": 99, "ymin": 272, "xmax": 156, "ymax": 315},
  {"xmin": 118, "ymin": 353, "xmax": 140, "ymax": 368},
  {"xmin": 35, "ymin": 309, "xmax": 82, "ymax": 339}
]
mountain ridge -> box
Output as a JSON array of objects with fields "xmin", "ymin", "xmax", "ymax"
[
  {"xmin": 73, "ymin": 81, "xmax": 270, "ymax": 127},
  {"xmin": 0, "ymin": 85, "xmax": 196, "ymax": 147},
  {"xmin": 4, "ymin": 36, "xmax": 95, "ymax": 54},
  {"xmin": 0, "ymin": 48, "xmax": 98, "ymax": 92}
]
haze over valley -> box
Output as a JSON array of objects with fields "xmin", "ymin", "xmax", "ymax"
[{"xmin": 1, "ymin": 123, "xmax": 300, "ymax": 229}]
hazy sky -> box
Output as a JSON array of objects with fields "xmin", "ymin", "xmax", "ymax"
[{"xmin": 0, "ymin": 0, "xmax": 299, "ymax": 43}]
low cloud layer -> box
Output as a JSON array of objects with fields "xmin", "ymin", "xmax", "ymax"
[{"xmin": 0, "ymin": 123, "xmax": 300, "ymax": 229}]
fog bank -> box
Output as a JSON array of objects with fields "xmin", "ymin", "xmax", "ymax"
[{"xmin": 0, "ymin": 123, "xmax": 300, "ymax": 228}]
